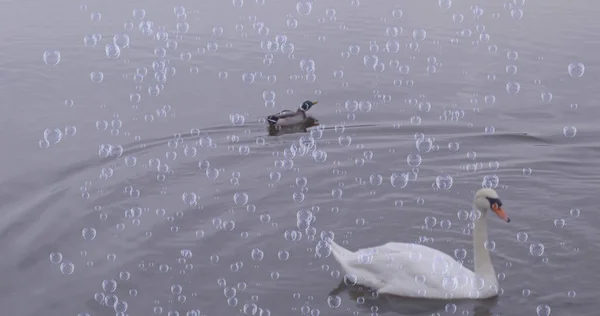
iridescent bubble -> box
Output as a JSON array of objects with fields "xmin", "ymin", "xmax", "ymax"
[
  {"xmin": 296, "ymin": 1, "xmax": 312, "ymax": 16},
  {"xmin": 84, "ymin": 35, "xmax": 97, "ymax": 47},
  {"xmin": 338, "ymin": 136, "xmax": 352, "ymax": 147},
  {"xmin": 506, "ymin": 81, "xmax": 520, "ymax": 94},
  {"xmin": 312, "ymin": 149, "xmax": 327, "ymax": 163},
  {"xmin": 536, "ymin": 304, "xmax": 551, "ymax": 316},
  {"xmin": 567, "ymin": 62, "xmax": 585, "ymax": 78},
  {"xmin": 133, "ymin": 9, "xmax": 146, "ymax": 20},
  {"xmin": 570, "ymin": 208, "xmax": 580, "ymax": 217},
  {"xmin": 176, "ymin": 22, "xmax": 190, "ymax": 33},
  {"xmin": 529, "ymin": 243, "xmax": 545, "ymax": 256},
  {"xmin": 435, "ymin": 175, "xmax": 453, "ymax": 190},
  {"xmin": 439, "ymin": 0, "xmax": 452, "ymax": 9},
  {"xmin": 60, "ymin": 261, "xmax": 75, "ymax": 275},
  {"xmin": 49, "ymin": 252, "xmax": 63, "ymax": 264},
  {"xmin": 113, "ymin": 33, "xmax": 130, "ymax": 48},
  {"xmin": 44, "ymin": 128, "xmax": 62, "ymax": 144},
  {"xmin": 541, "ymin": 92, "xmax": 553, "ymax": 103},
  {"xmin": 90, "ymin": 71, "xmax": 104, "ymax": 83},
  {"xmin": 233, "ymin": 0, "xmax": 244, "ymax": 8},
  {"xmin": 392, "ymin": 9, "xmax": 403, "ymax": 19},
  {"xmin": 516, "ymin": 231, "xmax": 528, "ymax": 242},
  {"xmin": 563, "ymin": 126, "xmax": 576, "ymax": 138},
  {"xmin": 43, "ymin": 50, "xmax": 61, "ymax": 66},
  {"xmin": 234, "ymin": 192, "xmax": 249, "ymax": 205},
  {"xmin": 102, "ymin": 279, "xmax": 118, "ymax": 292},
  {"xmin": 511, "ymin": 8, "xmax": 524, "ymax": 19},
  {"xmin": 105, "ymin": 44, "xmax": 121, "ymax": 59},
  {"xmin": 407, "ymin": 154, "xmax": 422, "ymax": 167},
  {"xmin": 412, "ymin": 28, "xmax": 427, "ymax": 41},
  {"xmin": 82, "ymin": 228, "xmax": 97, "ymax": 240},
  {"xmin": 251, "ymin": 248, "xmax": 264, "ymax": 260},
  {"xmin": 506, "ymin": 65, "xmax": 517, "ymax": 75},
  {"xmin": 327, "ymin": 295, "xmax": 342, "ymax": 308},
  {"xmin": 90, "ymin": 12, "xmax": 102, "ymax": 22}
]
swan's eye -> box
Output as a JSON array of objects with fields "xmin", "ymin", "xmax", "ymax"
[{"xmin": 486, "ymin": 197, "xmax": 502, "ymax": 207}]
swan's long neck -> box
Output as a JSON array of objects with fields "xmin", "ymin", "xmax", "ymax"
[{"xmin": 473, "ymin": 211, "xmax": 497, "ymax": 279}]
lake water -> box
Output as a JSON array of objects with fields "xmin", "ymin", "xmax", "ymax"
[{"xmin": 1, "ymin": 0, "xmax": 599, "ymax": 315}]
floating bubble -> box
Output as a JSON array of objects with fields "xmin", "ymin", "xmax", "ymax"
[
  {"xmin": 435, "ymin": 175, "xmax": 453, "ymax": 190},
  {"xmin": 536, "ymin": 304, "xmax": 551, "ymax": 316},
  {"xmin": 251, "ymin": 248, "xmax": 264, "ymax": 261},
  {"xmin": 412, "ymin": 28, "xmax": 427, "ymax": 41},
  {"xmin": 511, "ymin": 8, "xmax": 524, "ymax": 19},
  {"xmin": 60, "ymin": 261, "xmax": 75, "ymax": 275},
  {"xmin": 563, "ymin": 126, "xmax": 576, "ymax": 138},
  {"xmin": 49, "ymin": 252, "xmax": 63, "ymax": 264},
  {"xmin": 296, "ymin": 1, "xmax": 312, "ymax": 16},
  {"xmin": 439, "ymin": 0, "xmax": 452, "ymax": 9},
  {"xmin": 43, "ymin": 50, "xmax": 61, "ymax": 66},
  {"xmin": 567, "ymin": 62, "xmax": 585, "ymax": 78},
  {"xmin": 506, "ymin": 81, "xmax": 520, "ymax": 94},
  {"xmin": 570, "ymin": 208, "xmax": 580, "ymax": 217},
  {"xmin": 82, "ymin": 228, "xmax": 97, "ymax": 240},
  {"xmin": 113, "ymin": 33, "xmax": 130, "ymax": 48},
  {"xmin": 90, "ymin": 71, "xmax": 104, "ymax": 83},
  {"xmin": 327, "ymin": 295, "xmax": 342, "ymax": 308},
  {"xmin": 234, "ymin": 192, "xmax": 249, "ymax": 205},
  {"xmin": 529, "ymin": 243, "xmax": 545, "ymax": 256},
  {"xmin": 84, "ymin": 35, "xmax": 97, "ymax": 47},
  {"xmin": 90, "ymin": 12, "xmax": 101, "ymax": 22},
  {"xmin": 540, "ymin": 92, "xmax": 553, "ymax": 103},
  {"xmin": 233, "ymin": 0, "xmax": 244, "ymax": 8},
  {"xmin": 133, "ymin": 9, "xmax": 146, "ymax": 20},
  {"xmin": 105, "ymin": 44, "xmax": 121, "ymax": 59}
]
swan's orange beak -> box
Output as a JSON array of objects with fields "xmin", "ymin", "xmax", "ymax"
[{"xmin": 492, "ymin": 203, "xmax": 510, "ymax": 223}]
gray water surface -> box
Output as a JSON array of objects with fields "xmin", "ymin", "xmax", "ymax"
[{"xmin": 1, "ymin": 0, "xmax": 599, "ymax": 315}]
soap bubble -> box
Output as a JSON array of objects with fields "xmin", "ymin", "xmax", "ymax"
[
  {"xmin": 113, "ymin": 33, "xmax": 130, "ymax": 48},
  {"xmin": 439, "ymin": 0, "xmax": 452, "ymax": 10},
  {"xmin": 536, "ymin": 304, "xmax": 551, "ymax": 316},
  {"xmin": 105, "ymin": 44, "xmax": 121, "ymax": 59},
  {"xmin": 506, "ymin": 81, "xmax": 520, "ymax": 94},
  {"xmin": 563, "ymin": 126, "xmax": 576, "ymax": 138},
  {"xmin": 43, "ymin": 50, "xmax": 61, "ymax": 66},
  {"xmin": 567, "ymin": 62, "xmax": 585, "ymax": 78},
  {"xmin": 90, "ymin": 71, "xmax": 104, "ymax": 83},
  {"xmin": 412, "ymin": 28, "xmax": 427, "ymax": 41},
  {"xmin": 133, "ymin": 9, "xmax": 146, "ymax": 20}
]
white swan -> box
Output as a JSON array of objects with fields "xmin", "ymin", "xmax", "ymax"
[{"xmin": 328, "ymin": 188, "xmax": 510, "ymax": 300}]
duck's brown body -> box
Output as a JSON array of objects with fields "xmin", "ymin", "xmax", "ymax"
[
  {"xmin": 267, "ymin": 116, "xmax": 319, "ymax": 136},
  {"xmin": 266, "ymin": 100, "xmax": 320, "ymax": 136}
]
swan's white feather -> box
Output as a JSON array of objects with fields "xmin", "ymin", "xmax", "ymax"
[{"xmin": 329, "ymin": 239, "xmax": 499, "ymax": 299}]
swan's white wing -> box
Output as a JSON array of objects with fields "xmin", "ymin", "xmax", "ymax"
[
  {"xmin": 331, "ymin": 241, "xmax": 476, "ymax": 299},
  {"xmin": 377, "ymin": 243, "xmax": 475, "ymax": 298}
]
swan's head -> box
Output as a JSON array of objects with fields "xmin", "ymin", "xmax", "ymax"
[{"xmin": 474, "ymin": 188, "xmax": 510, "ymax": 223}]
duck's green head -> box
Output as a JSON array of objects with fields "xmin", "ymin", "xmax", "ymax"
[{"xmin": 300, "ymin": 100, "xmax": 318, "ymax": 112}]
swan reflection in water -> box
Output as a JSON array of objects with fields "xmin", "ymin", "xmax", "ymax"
[{"xmin": 329, "ymin": 281, "xmax": 499, "ymax": 316}]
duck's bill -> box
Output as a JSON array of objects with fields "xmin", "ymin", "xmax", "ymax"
[
  {"xmin": 492, "ymin": 204, "xmax": 510, "ymax": 223},
  {"xmin": 312, "ymin": 101, "xmax": 318, "ymax": 105}
]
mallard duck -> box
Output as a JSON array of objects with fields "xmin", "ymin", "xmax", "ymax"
[
  {"xmin": 266, "ymin": 100, "xmax": 319, "ymax": 136},
  {"xmin": 267, "ymin": 100, "xmax": 318, "ymax": 126},
  {"xmin": 267, "ymin": 115, "xmax": 320, "ymax": 136}
]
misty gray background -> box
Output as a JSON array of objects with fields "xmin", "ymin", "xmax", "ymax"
[{"xmin": 0, "ymin": 0, "xmax": 598, "ymax": 315}]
